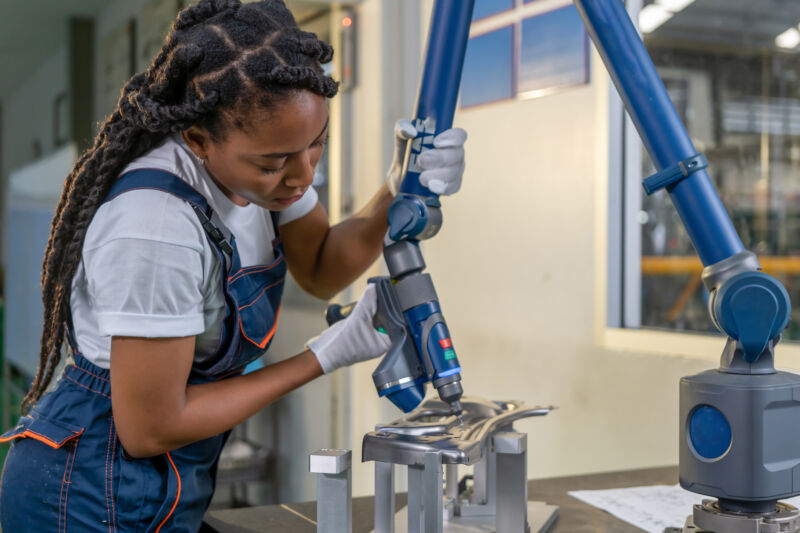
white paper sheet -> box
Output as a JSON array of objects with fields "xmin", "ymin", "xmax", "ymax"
[{"xmin": 568, "ymin": 484, "xmax": 800, "ymax": 533}]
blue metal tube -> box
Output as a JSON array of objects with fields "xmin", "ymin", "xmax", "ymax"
[
  {"xmin": 400, "ymin": 0, "xmax": 475, "ymax": 197},
  {"xmin": 574, "ymin": 0, "xmax": 744, "ymax": 266}
]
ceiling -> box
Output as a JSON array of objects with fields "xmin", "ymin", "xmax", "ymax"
[
  {"xmin": 645, "ymin": 0, "xmax": 800, "ymax": 51},
  {"xmin": 0, "ymin": 0, "xmax": 334, "ymax": 102}
]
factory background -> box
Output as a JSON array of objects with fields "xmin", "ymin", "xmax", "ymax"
[{"xmin": 2, "ymin": 0, "xmax": 799, "ymax": 507}]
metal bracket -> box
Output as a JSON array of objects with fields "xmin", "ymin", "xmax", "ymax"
[{"xmin": 642, "ymin": 153, "xmax": 708, "ymax": 195}]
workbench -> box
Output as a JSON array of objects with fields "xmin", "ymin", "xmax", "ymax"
[{"xmin": 204, "ymin": 465, "xmax": 679, "ymax": 532}]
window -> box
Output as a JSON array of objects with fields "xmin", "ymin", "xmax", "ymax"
[
  {"xmin": 460, "ymin": 1, "xmax": 589, "ymax": 108},
  {"xmin": 519, "ymin": 6, "xmax": 588, "ymax": 98},
  {"xmin": 473, "ymin": 0, "xmax": 513, "ymax": 22},
  {"xmin": 613, "ymin": 1, "xmax": 800, "ymax": 341},
  {"xmin": 461, "ymin": 26, "xmax": 514, "ymax": 108}
]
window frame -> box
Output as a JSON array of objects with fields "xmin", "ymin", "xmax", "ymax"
[{"xmin": 461, "ymin": 0, "xmax": 589, "ymax": 110}]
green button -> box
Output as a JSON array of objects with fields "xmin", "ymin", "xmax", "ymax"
[{"xmin": 444, "ymin": 349, "xmax": 456, "ymax": 360}]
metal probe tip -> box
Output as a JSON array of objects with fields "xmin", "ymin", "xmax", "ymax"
[{"xmin": 450, "ymin": 400, "xmax": 464, "ymax": 425}]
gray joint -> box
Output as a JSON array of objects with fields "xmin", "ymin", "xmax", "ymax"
[
  {"xmin": 394, "ymin": 274, "xmax": 438, "ymax": 311},
  {"xmin": 418, "ymin": 206, "xmax": 443, "ymax": 241},
  {"xmin": 701, "ymin": 250, "xmax": 761, "ymax": 292},
  {"xmin": 384, "ymin": 240, "xmax": 426, "ymax": 279}
]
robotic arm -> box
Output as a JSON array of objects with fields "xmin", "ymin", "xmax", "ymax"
[
  {"xmin": 328, "ymin": 0, "xmax": 475, "ymax": 416},
  {"xmin": 576, "ymin": 0, "xmax": 799, "ymax": 527}
]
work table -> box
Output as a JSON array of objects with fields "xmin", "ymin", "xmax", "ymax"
[{"xmin": 205, "ymin": 465, "xmax": 679, "ymax": 532}]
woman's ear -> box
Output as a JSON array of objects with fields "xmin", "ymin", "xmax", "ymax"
[{"xmin": 181, "ymin": 125, "xmax": 212, "ymax": 160}]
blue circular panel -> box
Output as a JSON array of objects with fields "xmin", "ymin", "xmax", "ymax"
[{"xmin": 689, "ymin": 405, "xmax": 732, "ymax": 460}]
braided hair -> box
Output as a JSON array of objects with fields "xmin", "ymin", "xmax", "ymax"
[{"xmin": 22, "ymin": 0, "xmax": 339, "ymax": 412}]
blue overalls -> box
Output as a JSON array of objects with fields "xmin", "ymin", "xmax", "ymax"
[{"xmin": 0, "ymin": 169, "xmax": 286, "ymax": 532}]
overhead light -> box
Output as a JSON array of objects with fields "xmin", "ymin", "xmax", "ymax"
[
  {"xmin": 775, "ymin": 27, "xmax": 800, "ymax": 49},
  {"xmin": 655, "ymin": 0, "xmax": 695, "ymax": 12},
  {"xmin": 639, "ymin": 4, "xmax": 672, "ymax": 33}
]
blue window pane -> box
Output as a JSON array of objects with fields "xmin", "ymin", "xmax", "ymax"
[
  {"xmin": 460, "ymin": 26, "xmax": 514, "ymax": 108},
  {"xmin": 519, "ymin": 6, "xmax": 589, "ymax": 95},
  {"xmin": 472, "ymin": 0, "xmax": 513, "ymax": 21}
]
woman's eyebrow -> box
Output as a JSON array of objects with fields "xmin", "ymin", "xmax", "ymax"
[{"xmin": 256, "ymin": 118, "xmax": 330, "ymax": 159}]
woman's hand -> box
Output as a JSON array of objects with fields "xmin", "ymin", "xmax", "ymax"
[
  {"xmin": 306, "ymin": 284, "xmax": 391, "ymax": 373},
  {"xmin": 386, "ymin": 119, "xmax": 468, "ymax": 196}
]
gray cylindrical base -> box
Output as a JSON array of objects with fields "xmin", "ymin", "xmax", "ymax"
[{"xmin": 679, "ymin": 370, "xmax": 800, "ymax": 502}]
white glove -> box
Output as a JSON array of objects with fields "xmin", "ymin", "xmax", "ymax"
[
  {"xmin": 386, "ymin": 119, "xmax": 467, "ymax": 196},
  {"xmin": 307, "ymin": 285, "xmax": 391, "ymax": 374}
]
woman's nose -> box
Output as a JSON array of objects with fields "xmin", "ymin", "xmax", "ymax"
[{"xmin": 284, "ymin": 150, "xmax": 315, "ymax": 188}]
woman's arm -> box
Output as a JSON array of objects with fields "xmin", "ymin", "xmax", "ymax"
[
  {"xmin": 281, "ymin": 125, "xmax": 466, "ymax": 300},
  {"xmin": 280, "ymin": 183, "xmax": 393, "ymax": 300},
  {"xmin": 111, "ymin": 335, "xmax": 322, "ymax": 458},
  {"xmin": 110, "ymin": 285, "xmax": 388, "ymax": 458}
]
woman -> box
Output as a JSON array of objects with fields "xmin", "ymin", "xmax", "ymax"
[{"xmin": 0, "ymin": 1, "xmax": 466, "ymax": 531}]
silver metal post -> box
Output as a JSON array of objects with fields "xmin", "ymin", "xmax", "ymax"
[
  {"xmin": 408, "ymin": 465, "xmax": 424, "ymax": 533},
  {"xmin": 445, "ymin": 463, "xmax": 458, "ymax": 516},
  {"xmin": 374, "ymin": 461, "xmax": 395, "ymax": 533},
  {"xmin": 423, "ymin": 451, "xmax": 443, "ymax": 533},
  {"xmin": 309, "ymin": 449, "xmax": 352, "ymax": 533},
  {"xmin": 494, "ymin": 433, "xmax": 528, "ymax": 533}
]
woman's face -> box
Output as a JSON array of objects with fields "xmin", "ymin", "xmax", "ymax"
[{"xmin": 182, "ymin": 89, "xmax": 329, "ymax": 211}]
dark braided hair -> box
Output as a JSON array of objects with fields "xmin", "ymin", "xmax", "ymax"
[{"xmin": 23, "ymin": 0, "xmax": 338, "ymax": 413}]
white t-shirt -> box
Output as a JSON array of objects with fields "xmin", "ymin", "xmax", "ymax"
[{"xmin": 69, "ymin": 135, "xmax": 318, "ymax": 369}]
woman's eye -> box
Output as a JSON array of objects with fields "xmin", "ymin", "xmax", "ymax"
[
  {"xmin": 313, "ymin": 135, "xmax": 329, "ymax": 148},
  {"xmin": 259, "ymin": 166, "xmax": 284, "ymax": 174}
]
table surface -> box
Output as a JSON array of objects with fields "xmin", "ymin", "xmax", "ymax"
[{"xmin": 204, "ymin": 465, "xmax": 680, "ymax": 533}]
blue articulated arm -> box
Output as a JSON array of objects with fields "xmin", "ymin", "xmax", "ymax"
[
  {"xmin": 574, "ymin": 0, "xmax": 790, "ymax": 364},
  {"xmin": 370, "ymin": 0, "xmax": 475, "ymax": 415}
]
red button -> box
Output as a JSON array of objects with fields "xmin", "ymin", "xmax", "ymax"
[{"xmin": 439, "ymin": 338, "xmax": 452, "ymax": 349}]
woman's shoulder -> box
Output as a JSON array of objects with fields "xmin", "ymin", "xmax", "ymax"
[
  {"xmin": 85, "ymin": 187, "xmax": 207, "ymax": 255},
  {"xmin": 121, "ymin": 135, "xmax": 199, "ymax": 182}
]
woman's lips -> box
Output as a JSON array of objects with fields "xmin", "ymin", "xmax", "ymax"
[{"xmin": 273, "ymin": 194, "xmax": 303, "ymax": 206}]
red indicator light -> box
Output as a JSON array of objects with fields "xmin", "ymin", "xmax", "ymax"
[
  {"xmin": 342, "ymin": 16, "xmax": 352, "ymax": 27},
  {"xmin": 439, "ymin": 338, "xmax": 452, "ymax": 349}
]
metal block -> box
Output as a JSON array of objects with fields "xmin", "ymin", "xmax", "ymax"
[
  {"xmin": 309, "ymin": 449, "xmax": 351, "ymax": 474},
  {"xmin": 310, "ymin": 449, "xmax": 352, "ymax": 533},
  {"xmin": 494, "ymin": 431, "xmax": 527, "ymax": 454},
  {"xmin": 495, "ymin": 432, "xmax": 528, "ymax": 533}
]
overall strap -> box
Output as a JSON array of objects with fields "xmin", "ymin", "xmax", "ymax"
[
  {"xmin": 106, "ymin": 168, "xmax": 233, "ymax": 255},
  {"xmin": 107, "ymin": 168, "xmax": 210, "ymax": 211},
  {"xmin": 269, "ymin": 210, "xmax": 281, "ymax": 244}
]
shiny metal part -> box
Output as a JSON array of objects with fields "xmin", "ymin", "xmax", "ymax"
[
  {"xmin": 679, "ymin": 499, "xmax": 800, "ymax": 533},
  {"xmin": 366, "ymin": 399, "xmax": 558, "ymax": 533},
  {"xmin": 310, "ymin": 449, "xmax": 353, "ymax": 533},
  {"xmin": 363, "ymin": 397, "xmax": 554, "ymax": 466}
]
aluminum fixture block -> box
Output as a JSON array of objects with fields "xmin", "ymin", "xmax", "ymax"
[
  {"xmin": 494, "ymin": 432, "xmax": 528, "ymax": 533},
  {"xmin": 310, "ymin": 449, "xmax": 352, "ymax": 533},
  {"xmin": 309, "ymin": 449, "xmax": 351, "ymax": 474}
]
